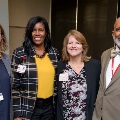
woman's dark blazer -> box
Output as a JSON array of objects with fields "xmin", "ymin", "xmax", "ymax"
[
  {"xmin": 11, "ymin": 46, "xmax": 60, "ymax": 119},
  {"xmin": 0, "ymin": 53, "xmax": 11, "ymax": 120},
  {"xmin": 56, "ymin": 58, "xmax": 101, "ymax": 120}
]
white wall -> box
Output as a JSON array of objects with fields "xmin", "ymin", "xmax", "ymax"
[
  {"xmin": 0, "ymin": 0, "xmax": 9, "ymax": 54},
  {"xmin": 9, "ymin": 0, "xmax": 51, "ymax": 56}
]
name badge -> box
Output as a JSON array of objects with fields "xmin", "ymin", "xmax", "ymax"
[
  {"xmin": 0, "ymin": 93, "xmax": 4, "ymax": 101},
  {"xmin": 59, "ymin": 73, "xmax": 69, "ymax": 81},
  {"xmin": 17, "ymin": 65, "xmax": 26, "ymax": 73}
]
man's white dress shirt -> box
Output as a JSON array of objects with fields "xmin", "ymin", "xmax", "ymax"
[{"xmin": 106, "ymin": 46, "xmax": 120, "ymax": 88}]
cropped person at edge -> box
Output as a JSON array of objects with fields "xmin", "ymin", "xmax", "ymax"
[
  {"xmin": 92, "ymin": 17, "xmax": 120, "ymax": 120},
  {"xmin": 0, "ymin": 24, "xmax": 11, "ymax": 120}
]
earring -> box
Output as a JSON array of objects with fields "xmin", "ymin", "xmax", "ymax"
[{"xmin": 0, "ymin": 52, "xmax": 1, "ymax": 59}]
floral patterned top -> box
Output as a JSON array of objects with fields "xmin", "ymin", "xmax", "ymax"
[{"xmin": 62, "ymin": 64, "xmax": 87, "ymax": 120}]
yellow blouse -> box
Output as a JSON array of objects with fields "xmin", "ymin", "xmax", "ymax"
[{"xmin": 34, "ymin": 53, "xmax": 55, "ymax": 98}]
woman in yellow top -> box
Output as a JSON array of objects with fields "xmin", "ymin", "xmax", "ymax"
[{"xmin": 11, "ymin": 16, "xmax": 60, "ymax": 120}]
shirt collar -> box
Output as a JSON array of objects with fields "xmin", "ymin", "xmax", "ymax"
[{"xmin": 115, "ymin": 45, "xmax": 120, "ymax": 51}]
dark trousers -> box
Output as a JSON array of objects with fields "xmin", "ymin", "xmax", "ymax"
[{"xmin": 31, "ymin": 96, "xmax": 54, "ymax": 120}]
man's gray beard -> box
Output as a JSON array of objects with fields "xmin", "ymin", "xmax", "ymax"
[{"xmin": 113, "ymin": 36, "xmax": 120, "ymax": 48}]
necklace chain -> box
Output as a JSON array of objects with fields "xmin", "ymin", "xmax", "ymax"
[{"xmin": 35, "ymin": 50, "xmax": 46, "ymax": 59}]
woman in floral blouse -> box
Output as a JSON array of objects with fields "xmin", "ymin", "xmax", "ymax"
[{"xmin": 56, "ymin": 30, "xmax": 101, "ymax": 120}]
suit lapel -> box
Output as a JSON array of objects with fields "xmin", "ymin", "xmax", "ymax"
[
  {"xmin": 2, "ymin": 54, "xmax": 11, "ymax": 76},
  {"xmin": 84, "ymin": 61, "xmax": 92, "ymax": 107},
  {"xmin": 104, "ymin": 47, "xmax": 120, "ymax": 92},
  {"xmin": 102, "ymin": 49, "xmax": 112, "ymax": 90},
  {"xmin": 57, "ymin": 61, "xmax": 67, "ymax": 115},
  {"xmin": 106, "ymin": 64, "xmax": 120, "ymax": 89}
]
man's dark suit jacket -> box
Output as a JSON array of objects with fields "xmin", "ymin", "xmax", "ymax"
[{"xmin": 56, "ymin": 58, "xmax": 101, "ymax": 120}]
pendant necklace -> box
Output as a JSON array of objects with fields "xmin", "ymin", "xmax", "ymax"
[{"xmin": 35, "ymin": 50, "xmax": 46, "ymax": 59}]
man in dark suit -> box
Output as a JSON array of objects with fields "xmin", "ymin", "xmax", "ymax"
[{"xmin": 92, "ymin": 17, "xmax": 120, "ymax": 120}]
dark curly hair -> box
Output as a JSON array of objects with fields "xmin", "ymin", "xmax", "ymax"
[
  {"xmin": 23, "ymin": 16, "xmax": 51, "ymax": 55},
  {"xmin": 0, "ymin": 24, "xmax": 8, "ymax": 51}
]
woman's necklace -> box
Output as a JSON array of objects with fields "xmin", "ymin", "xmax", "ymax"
[{"xmin": 35, "ymin": 50, "xmax": 46, "ymax": 59}]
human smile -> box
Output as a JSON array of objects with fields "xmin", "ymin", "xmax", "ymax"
[{"xmin": 34, "ymin": 37, "xmax": 41, "ymax": 40}]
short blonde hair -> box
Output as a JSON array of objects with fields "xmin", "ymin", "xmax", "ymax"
[
  {"xmin": 0, "ymin": 24, "xmax": 8, "ymax": 51},
  {"xmin": 62, "ymin": 29, "xmax": 91, "ymax": 62}
]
